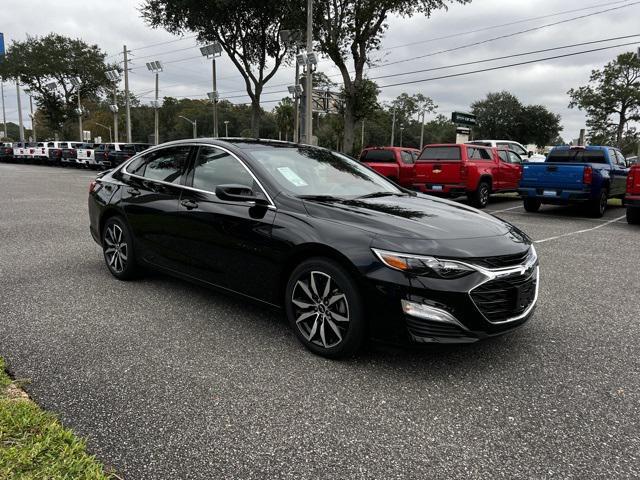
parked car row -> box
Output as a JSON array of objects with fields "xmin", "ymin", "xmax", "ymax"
[
  {"xmin": 360, "ymin": 143, "xmax": 638, "ymax": 225},
  {"xmin": 0, "ymin": 141, "xmax": 151, "ymax": 169}
]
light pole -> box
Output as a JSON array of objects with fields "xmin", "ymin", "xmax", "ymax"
[
  {"xmin": 28, "ymin": 94, "xmax": 36, "ymax": 142},
  {"xmin": 106, "ymin": 70, "xmax": 120, "ymax": 143},
  {"xmin": 69, "ymin": 76, "xmax": 83, "ymax": 142},
  {"xmin": 361, "ymin": 120, "xmax": 365, "ymax": 150},
  {"xmin": 305, "ymin": 0, "xmax": 314, "ymax": 144},
  {"xmin": 16, "ymin": 77, "xmax": 25, "ymax": 142},
  {"xmin": 146, "ymin": 61, "xmax": 163, "ymax": 144},
  {"xmin": 178, "ymin": 115, "xmax": 197, "ymax": 139},
  {"xmin": 224, "ymin": 120, "xmax": 229, "ymax": 137},
  {"xmin": 399, "ymin": 124, "xmax": 404, "ymax": 147},
  {"xmin": 200, "ymin": 43, "xmax": 223, "ymax": 137},
  {"xmin": 280, "ymin": 30, "xmax": 304, "ymax": 143},
  {"xmin": 288, "ymin": 84, "xmax": 303, "ymax": 142},
  {"xmin": 0, "ymin": 80, "xmax": 6, "ymax": 140},
  {"xmin": 95, "ymin": 122, "xmax": 112, "ymax": 142},
  {"xmin": 390, "ymin": 108, "xmax": 396, "ymax": 146},
  {"xmin": 296, "ymin": 51, "xmax": 318, "ymax": 144}
]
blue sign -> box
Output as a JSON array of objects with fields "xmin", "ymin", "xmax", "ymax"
[{"xmin": 0, "ymin": 33, "xmax": 4, "ymax": 59}]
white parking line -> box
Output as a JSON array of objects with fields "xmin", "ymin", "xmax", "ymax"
[
  {"xmin": 489, "ymin": 205, "xmax": 523, "ymax": 214},
  {"xmin": 534, "ymin": 215, "xmax": 626, "ymax": 244}
]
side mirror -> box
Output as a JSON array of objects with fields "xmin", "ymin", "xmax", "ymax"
[
  {"xmin": 527, "ymin": 151, "xmax": 533, "ymax": 158},
  {"xmin": 215, "ymin": 184, "xmax": 268, "ymax": 205}
]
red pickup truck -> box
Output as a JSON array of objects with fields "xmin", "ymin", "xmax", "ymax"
[
  {"xmin": 359, "ymin": 147, "xmax": 420, "ymax": 188},
  {"xmin": 624, "ymin": 164, "xmax": 640, "ymax": 224},
  {"xmin": 413, "ymin": 144, "xmax": 523, "ymax": 208}
]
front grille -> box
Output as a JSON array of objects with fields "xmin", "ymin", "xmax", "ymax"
[
  {"xmin": 467, "ymin": 250, "xmax": 530, "ymax": 269},
  {"xmin": 405, "ymin": 317, "xmax": 468, "ymax": 339},
  {"xmin": 470, "ymin": 270, "xmax": 537, "ymax": 323}
]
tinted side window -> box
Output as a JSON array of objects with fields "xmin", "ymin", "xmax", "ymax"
[
  {"xmin": 400, "ymin": 151, "xmax": 414, "ymax": 164},
  {"xmin": 468, "ymin": 147, "xmax": 492, "ymax": 160},
  {"xmin": 361, "ymin": 149, "xmax": 396, "ymax": 163},
  {"xmin": 128, "ymin": 146, "xmax": 191, "ymax": 183},
  {"xmin": 191, "ymin": 147, "xmax": 255, "ymax": 192}
]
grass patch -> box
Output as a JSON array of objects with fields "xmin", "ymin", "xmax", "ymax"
[{"xmin": 0, "ymin": 357, "xmax": 115, "ymax": 479}]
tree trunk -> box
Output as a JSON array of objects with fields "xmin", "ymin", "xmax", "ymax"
[
  {"xmin": 251, "ymin": 99, "xmax": 261, "ymax": 138},
  {"xmin": 343, "ymin": 89, "xmax": 356, "ymax": 155},
  {"xmin": 616, "ymin": 111, "xmax": 626, "ymax": 147}
]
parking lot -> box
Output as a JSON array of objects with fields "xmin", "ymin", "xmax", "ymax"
[{"xmin": 0, "ymin": 162, "xmax": 638, "ymax": 479}]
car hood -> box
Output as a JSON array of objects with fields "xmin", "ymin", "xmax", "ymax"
[{"xmin": 303, "ymin": 194, "xmax": 513, "ymax": 241}]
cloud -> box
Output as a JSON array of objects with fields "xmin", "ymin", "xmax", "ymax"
[{"xmin": 2, "ymin": 0, "xmax": 639, "ymax": 141}]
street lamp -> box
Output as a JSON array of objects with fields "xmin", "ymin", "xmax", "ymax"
[
  {"xmin": 281, "ymin": 29, "xmax": 304, "ymax": 143},
  {"xmin": 69, "ymin": 76, "xmax": 83, "ymax": 141},
  {"xmin": 146, "ymin": 61, "xmax": 163, "ymax": 144},
  {"xmin": 400, "ymin": 124, "xmax": 405, "ymax": 147},
  {"xmin": 224, "ymin": 120, "xmax": 230, "ymax": 137},
  {"xmin": 296, "ymin": 49, "xmax": 318, "ymax": 144},
  {"xmin": 95, "ymin": 122, "xmax": 113, "ymax": 143},
  {"xmin": 106, "ymin": 70, "xmax": 121, "ymax": 142},
  {"xmin": 178, "ymin": 115, "xmax": 197, "ymax": 139},
  {"xmin": 200, "ymin": 42, "xmax": 223, "ymax": 137}
]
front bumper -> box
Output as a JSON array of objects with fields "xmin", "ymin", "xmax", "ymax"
[{"xmin": 363, "ymin": 254, "xmax": 539, "ymax": 345}]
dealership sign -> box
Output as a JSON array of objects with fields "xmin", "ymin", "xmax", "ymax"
[
  {"xmin": 451, "ymin": 111, "xmax": 477, "ymax": 127},
  {"xmin": 0, "ymin": 33, "xmax": 5, "ymax": 59}
]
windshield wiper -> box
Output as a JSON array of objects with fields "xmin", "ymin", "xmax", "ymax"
[
  {"xmin": 297, "ymin": 195, "xmax": 344, "ymax": 201},
  {"xmin": 355, "ymin": 191, "xmax": 407, "ymax": 199}
]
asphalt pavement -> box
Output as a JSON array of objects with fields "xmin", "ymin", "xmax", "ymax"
[{"xmin": 0, "ymin": 163, "xmax": 638, "ymax": 479}]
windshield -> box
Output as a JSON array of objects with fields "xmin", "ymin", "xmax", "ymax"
[
  {"xmin": 546, "ymin": 149, "xmax": 606, "ymax": 164},
  {"xmin": 247, "ymin": 145, "xmax": 403, "ymax": 198}
]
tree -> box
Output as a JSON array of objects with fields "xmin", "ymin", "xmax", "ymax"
[
  {"xmin": 274, "ymin": 97, "xmax": 295, "ymax": 140},
  {"xmin": 313, "ymin": 0, "xmax": 470, "ymax": 155},
  {"xmin": 141, "ymin": 0, "xmax": 302, "ymax": 137},
  {"xmin": 471, "ymin": 91, "xmax": 523, "ymax": 140},
  {"xmin": 568, "ymin": 52, "xmax": 640, "ymax": 147},
  {"xmin": 0, "ymin": 34, "xmax": 113, "ymax": 137},
  {"xmin": 520, "ymin": 104, "xmax": 562, "ymax": 148}
]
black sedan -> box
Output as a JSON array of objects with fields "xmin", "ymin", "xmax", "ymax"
[{"xmin": 88, "ymin": 139, "xmax": 539, "ymax": 358}]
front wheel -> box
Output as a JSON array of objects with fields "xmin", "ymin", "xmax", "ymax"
[
  {"xmin": 102, "ymin": 216, "xmax": 139, "ymax": 280},
  {"xmin": 627, "ymin": 207, "xmax": 640, "ymax": 225},
  {"xmin": 468, "ymin": 181, "xmax": 491, "ymax": 208},
  {"xmin": 523, "ymin": 198, "xmax": 541, "ymax": 213},
  {"xmin": 285, "ymin": 258, "xmax": 365, "ymax": 359}
]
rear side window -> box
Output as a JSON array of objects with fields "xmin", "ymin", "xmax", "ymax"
[
  {"xmin": 361, "ymin": 150, "xmax": 396, "ymax": 163},
  {"xmin": 400, "ymin": 151, "xmax": 414, "ymax": 164},
  {"xmin": 418, "ymin": 146, "xmax": 461, "ymax": 161},
  {"xmin": 127, "ymin": 146, "xmax": 191, "ymax": 183},
  {"xmin": 467, "ymin": 147, "xmax": 492, "ymax": 161},
  {"xmin": 546, "ymin": 149, "xmax": 607, "ymax": 164}
]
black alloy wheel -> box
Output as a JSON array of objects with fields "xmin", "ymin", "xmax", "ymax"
[
  {"xmin": 588, "ymin": 189, "xmax": 608, "ymax": 218},
  {"xmin": 469, "ymin": 181, "xmax": 491, "ymax": 209},
  {"xmin": 285, "ymin": 258, "xmax": 365, "ymax": 358},
  {"xmin": 102, "ymin": 217, "xmax": 138, "ymax": 280}
]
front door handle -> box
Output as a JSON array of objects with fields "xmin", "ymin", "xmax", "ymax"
[
  {"xmin": 181, "ymin": 199, "xmax": 198, "ymax": 210},
  {"xmin": 127, "ymin": 188, "xmax": 141, "ymax": 197}
]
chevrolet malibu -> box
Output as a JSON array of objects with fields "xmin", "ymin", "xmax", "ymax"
[{"xmin": 88, "ymin": 139, "xmax": 539, "ymax": 358}]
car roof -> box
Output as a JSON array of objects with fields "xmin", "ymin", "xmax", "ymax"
[{"xmin": 362, "ymin": 146, "xmax": 419, "ymax": 151}]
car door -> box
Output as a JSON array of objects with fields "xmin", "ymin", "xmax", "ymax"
[
  {"xmin": 174, "ymin": 145, "xmax": 277, "ymax": 301},
  {"xmin": 497, "ymin": 150, "xmax": 523, "ymax": 190},
  {"xmin": 612, "ymin": 150, "xmax": 629, "ymax": 196},
  {"xmin": 120, "ymin": 145, "xmax": 194, "ymax": 270}
]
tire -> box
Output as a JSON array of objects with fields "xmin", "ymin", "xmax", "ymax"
[
  {"xmin": 627, "ymin": 207, "xmax": 640, "ymax": 225},
  {"xmin": 588, "ymin": 189, "xmax": 608, "ymax": 218},
  {"xmin": 102, "ymin": 216, "xmax": 139, "ymax": 280},
  {"xmin": 468, "ymin": 180, "xmax": 491, "ymax": 208},
  {"xmin": 285, "ymin": 257, "xmax": 365, "ymax": 359},
  {"xmin": 523, "ymin": 198, "xmax": 541, "ymax": 213}
]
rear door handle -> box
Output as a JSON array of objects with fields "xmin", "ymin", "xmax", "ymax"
[
  {"xmin": 127, "ymin": 188, "xmax": 141, "ymax": 197},
  {"xmin": 181, "ymin": 199, "xmax": 198, "ymax": 210}
]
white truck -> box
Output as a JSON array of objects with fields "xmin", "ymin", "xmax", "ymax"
[
  {"xmin": 468, "ymin": 140, "xmax": 546, "ymax": 162},
  {"xmin": 75, "ymin": 143, "xmax": 97, "ymax": 168}
]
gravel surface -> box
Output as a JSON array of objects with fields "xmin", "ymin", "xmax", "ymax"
[{"xmin": 1, "ymin": 163, "xmax": 638, "ymax": 479}]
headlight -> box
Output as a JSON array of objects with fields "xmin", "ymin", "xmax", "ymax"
[{"xmin": 372, "ymin": 249, "xmax": 475, "ymax": 279}]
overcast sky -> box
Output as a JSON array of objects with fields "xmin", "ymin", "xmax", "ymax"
[{"xmin": 1, "ymin": 0, "xmax": 639, "ymax": 141}]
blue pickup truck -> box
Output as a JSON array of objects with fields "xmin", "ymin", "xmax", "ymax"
[{"xmin": 518, "ymin": 146, "xmax": 630, "ymax": 217}]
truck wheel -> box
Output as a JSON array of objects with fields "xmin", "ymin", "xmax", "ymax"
[
  {"xmin": 627, "ymin": 207, "xmax": 640, "ymax": 225},
  {"xmin": 588, "ymin": 189, "xmax": 608, "ymax": 218},
  {"xmin": 523, "ymin": 198, "xmax": 541, "ymax": 213},
  {"xmin": 469, "ymin": 181, "xmax": 491, "ymax": 208}
]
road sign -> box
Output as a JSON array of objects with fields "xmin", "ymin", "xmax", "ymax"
[{"xmin": 452, "ymin": 111, "xmax": 477, "ymax": 127}]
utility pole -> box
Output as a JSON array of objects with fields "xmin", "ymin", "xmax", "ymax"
[
  {"xmin": 78, "ymin": 89, "xmax": 82, "ymax": 141},
  {"xmin": 113, "ymin": 88, "xmax": 119, "ymax": 143},
  {"xmin": 1, "ymin": 80, "xmax": 7, "ymax": 140},
  {"xmin": 400, "ymin": 124, "xmax": 404, "ymax": 147},
  {"xmin": 361, "ymin": 120, "xmax": 365, "ymax": 150},
  {"xmin": 390, "ymin": 108, "xmax": 396, "ymax": 146},
  {"xmin": 305, "ymin": 0, "xmax": 313, "ymax": 145},
  {"xmin": 29, "ymin": 95, "xmax": 36, "ymax": 142},
  {"xmin": 294, "ymin": 46, "xmax": 300, "ymax": 143},
  {"xmin": 154, "ymin": 71, "xmax": 159, "ymax": 144},
  {"xmin": 224, "ymin": 120, "xmax": 229, "ymax": 137},
  {"xmin": 419, "ymin": 111, "xmax": 426, "ymax": 150},
  {"xmin": 212, "ymin": 58, "xmax": 218, "ymax": 137},
  {"xmin": 123, "ymin": 45, "xmax": 132, "ymax": 143},
  {"xmin": 16, "ymin": 78, "xmax": 24, "ymax": 142}
]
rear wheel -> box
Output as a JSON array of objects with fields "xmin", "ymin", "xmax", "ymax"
[
  {"xmin": 588, "ymin": 189, "xmax": 608, "ymax": 218},
  {"xmin": 627, "ymin": 207, "xmax": 640, "ymax": 225},
  {"xmin": 102, "ymin": 216, "xmax": 139, "ymax": 280},
  {"xmin": 523, "ymin": 198, "xmax": 541, "ymax": 213},
  {"xmin": 468, "ymin": 181, "xmax": 491, "ymax": 208},
  {"xmin": 285, "ymin": 258, "xmax": 365, "ymax": 359}
]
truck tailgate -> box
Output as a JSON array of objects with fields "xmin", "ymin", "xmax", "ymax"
[
  {"xmin": 520, "ymin": 163, "xmax": 585, "ymax": 189},
  {"xmin": 415, "ymin": 161, "xmax": 461, "ymax": 184}
]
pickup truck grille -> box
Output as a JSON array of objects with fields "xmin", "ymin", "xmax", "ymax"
[
  {"xmin": 467, "ymin": 250, "xmax": 530, "ymax": 269},
  {"xmin": 470, "ymin": 270, "xmax": 537, "ymax": 323}
]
